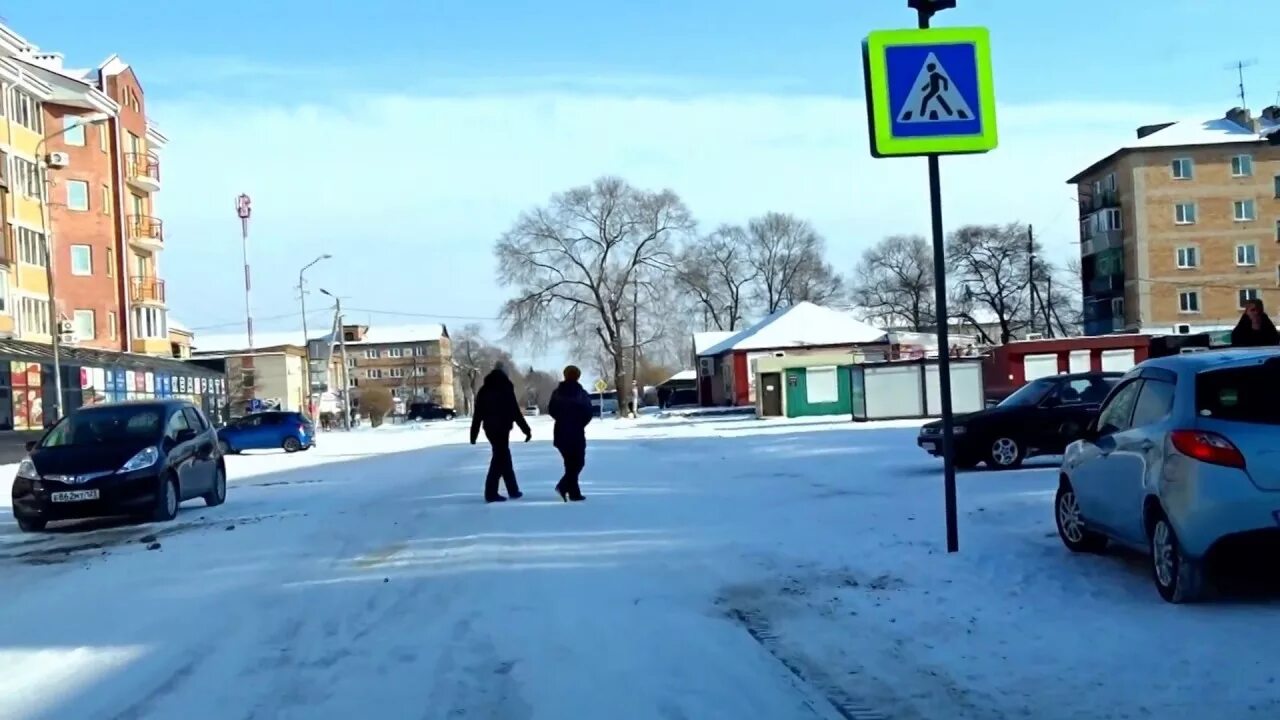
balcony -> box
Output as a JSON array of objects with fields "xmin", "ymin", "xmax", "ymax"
[
  {"xmin": 128, "ymin": 215, "xmax": 163, "ymax": 251},
  {"xmin": 1080, "ymin": 229, "xmax": 1123, "ymax": 256},
  {"xmin": 1078, "ymin": 189, "xmax": 1120, "ymax": 218},
  {"xmin": 125, "ymin": 152, "xmax": 161, "ymax": 192},
  {"xmin": 130, "ymin": 276, "xmax": 166, "ymax": 306},
  {"xmin": 1088, "ymin": 274, "xmax": 1124, "ymax": 296}
]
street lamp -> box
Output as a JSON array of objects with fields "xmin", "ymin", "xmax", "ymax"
[
  {"xmin": 37, "ymin": 112, "xmax": 111, "ymax": 422},
  {"xmin": 320, "ymin": 288, "xmax": 351, "ymax": 430},
  {"xmin": 298, "ymin": 254, "xmax": 331, "ymax": 414}
]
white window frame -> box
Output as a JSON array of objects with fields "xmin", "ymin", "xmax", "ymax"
[
  {"xmin": 1234, "ymin": 199, "xmax": 1256, "ymax": 222},
  {"xmin": 363, "ymin": 349, "xmax": 378, "ymax": 359},
  {"xmin": 1236, "ymin": 243, "xmax": 1258, "ymax": 267},
  {"xmin": 107, "ymin": 310, "xmax": 117, "ymax": 340},
  {"xmin": 389, "ymin": 367, "xmax": 405, "ymax": 378},
  {"xmin": 346, "ymin": 357, "xmax": 358, "ymax": 367},
  {"xmin": 1231, "ymin": 154, "xmax": 1254, "ymax": 178},
  {"xmin": 1238, "ymin": 288, "xmax": 1260, "ymax": 308},
  {"xmin": 65, "ymin": 179, "xmax": 89, "ymax": 211},
  {"xmin": 1173, "ymin": 202, "xmax": 1196, "ymax": 225},
  {"xmin": 415, "ymin": 366, "xmax": 426, "ymax": 376},
  {"xmin": 1176, "ymin": 246, "xmax": 1199, "ymax": 269},
  {"xmin": 1171, "ymin": 157, "xmax": 1193, "ymax": 180},
  {"xmin": 413, "ymin": 345, "xmax": 426, "ymax": 356},
  {"xmin": 69, "ymin": 244, "xmax": 92, "ymax": 275},
  {"xmin": 73, "ymin": 309, "xmax": 95, "ymax": 339},
  {"xmin": 63, "ymin": 115, "xmax": 86, "ymax": 146},
  {"xmin": 367, "ymin": 368, "xmax": 383, "ymax": 379},
  {"xmin": 1178, "ymin": 290, "xmax": 1201, "ymax": 314},
  {"xmin": 1110, "ymin": 297, "xmax": 1124, "ymax": 320},
  {"xmin": 15, "ymin": 227, "xmax": 47, "ymax": 267},
  {"xmin": 0, "ymin": 271, "xmax": 8, "ymax": 314},
  {"xmin": 388, "ymin": 347, "xmax": 404, "ymax": 358},
  {"xmin": 804, "ymin": 366, "xmax": 839, "ymax": 405}
]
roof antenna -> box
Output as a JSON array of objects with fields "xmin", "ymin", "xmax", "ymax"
[{"xmin": 1225, "ymin": 59, "xmax": 1257, "ymax": 109}]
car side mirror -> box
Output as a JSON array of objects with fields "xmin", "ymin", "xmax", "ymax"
[
  {"xmin": 175, "ymin": 428, "xmax": 198, "ymax": 444},
  {"xmin": 24, "ymin": 440, "xmax": 36, "ymax": 452}
]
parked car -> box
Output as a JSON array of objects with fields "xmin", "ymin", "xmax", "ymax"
[
  {"xmin": 10, "ymin": 400, "xmax": 226, "ymax": 532},
  {"xmin": 664, "ymin": 388, "xmax": 700, "ymax": 410},
  {"xmin": 917, "ymin": 371, "xmax": 1122, "ymax": 469},
  {"xmin": 217, "ymin": 410, "xmax": 315, "ymax": 454},
  {"xmin": 1055, "ymin": 349, "xmax": 1280, "ymax": 603},
  {"xmin": 591, "ymin": 391, "xmax": 619, "ymax": 418},
  {"xmin": 407, "ymin": 402, "xmax": 456, "ymax": 421}
]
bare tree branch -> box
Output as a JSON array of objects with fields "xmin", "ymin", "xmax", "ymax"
[{"xmin": 849, "ymin": 234, "xmax": 936, "ymax": 330}]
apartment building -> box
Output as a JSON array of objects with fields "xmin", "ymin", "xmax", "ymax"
[
  {"xmin": 1068, "ymin": 106, "xmax": 1280, "ymax": 337},
  {"xmin": 340, "ymin": 324, "xmax": 456, "ymax": 408},
  {"xmin": 0, "ymin": 21, "xmax": 171, "ymax": 355}
]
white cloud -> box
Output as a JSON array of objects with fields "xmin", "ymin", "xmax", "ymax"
[{"xmin": 152, "ymin": 87, "xmax": 1220, "ymax": 366}]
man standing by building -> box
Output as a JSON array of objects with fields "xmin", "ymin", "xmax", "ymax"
[{"xmin": 469, "ymin": 363, "xmax": 532, "ymax": 503}]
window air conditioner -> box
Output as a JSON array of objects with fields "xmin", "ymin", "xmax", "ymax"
[
  {"xmin": 45, "ymin": 152, "xmax": 70, "ymax": 169},
  {"xmin": 58, "ymin": 320, "xmax": 75, "ymax": 334},
  {"xmin": 59, "ymin": 333, "xmax": 77, "ymax": 344},
  {"xmin": 698, "ymin": 357, "xmax": 714, "ymax": 377}
]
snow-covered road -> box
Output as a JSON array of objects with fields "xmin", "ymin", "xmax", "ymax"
[{"xmin": 2, "ymin": 416, "xmax": 1278, "ymax": 720}]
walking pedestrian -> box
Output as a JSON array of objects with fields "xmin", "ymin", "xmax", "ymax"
[
  {"xmin": 469, "ymin": 364, "xmax": 532, "ymax": 503},
  {"xmin": 548, "ymin": 365, "xmax": 593, "ymax": 502},
  {"xmin": 1231, "ymin": 299, "xmax": 1280, "ymax": 347}
]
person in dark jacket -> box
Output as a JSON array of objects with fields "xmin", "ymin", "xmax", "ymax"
[
  {"xmin": 470, "ymin": 364, "xmax": 532, "ymax": 503},
  {"xmin": 547, "ymin": 365, "xmax": 593, "ymax": 502},
  {"xmin": 1231, "ymin": 299, "xmax": 1280, "ymax": 347}
]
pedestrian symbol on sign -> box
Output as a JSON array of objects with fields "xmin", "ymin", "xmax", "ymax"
[{"xmin": 897, "ymin": 53, "xmax": 973, "ymax": 123}]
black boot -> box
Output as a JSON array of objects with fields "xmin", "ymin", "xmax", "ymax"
[
  {"xmin": 485, "ymin": 495, "xmax": 507, "ymax": 503},
  {"xmin": 509, "ymin": 490, "xmax": 524, "ymax": 500},
  {"xmin": 554, "ymin": 481, "xmax": 568, "ymax": 502}
]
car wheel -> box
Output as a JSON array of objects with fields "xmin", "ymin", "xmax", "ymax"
[
  {"xmin": 218, "ymin": 440, "xmax": 233, "ymax": 455},
  {"xmin": 1055, "ymin": 482, "xmax": 1107, "ymax": 553},
  {"xmin": 1149, "ymin": 512, "xmax": 1204, "ymax": 604},
  {"xmin": 15, "ymin": 514, "xmax": 46, "ymax": 532},
  {"xmin": 986, "ymin": 437, "xmax": 1024, "ymax": 469},
  {"xmin": 152, "ymin": 475, "xmax": 180, "ymax": 523},
  {"xmin": 282, "ymin": 437, "xmax": 302, "ymax": 453},
  {"xmin": 203, "ymin": 465, "xmax": 227, "ymax": 507}
]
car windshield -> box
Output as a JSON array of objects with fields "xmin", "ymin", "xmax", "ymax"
[
  {"xmin": 1195, "ymin": 363, "xmax": 1280, "ymax": 425},
  {"xmin": 40, "ymin": 405, "xmax": 164, "ymax": 447},
  {"xmin": 999, "ymin": 378, "xmax": 1055, "ymax": 407}
]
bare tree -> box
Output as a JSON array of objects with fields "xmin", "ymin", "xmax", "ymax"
[
  {"xmin": 452, "ymin": 324, "xmax": 524, "ymax": 413},
  {"xmin": 745, "ymin": 212, "xmax": 842, "ymax": 313},
  {"xmin": 849, "ymin": 234, "xmax": 935, "ymax": 330},
  {"xmin": 946, "ymin": 223, "xmax": 1035, "ymax": 345},
  {"xmin": 495, "ymin": 176, "xmax": 695, "ymax": 414},
  {"xmin": 1033, "ymin": 259, "xmax": 1083, "ymax": 337},
  {"xmin": 673, "ymin": 225, "xmax": 757, "ymax": 331}
]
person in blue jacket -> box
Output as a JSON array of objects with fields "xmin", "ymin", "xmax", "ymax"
[{"xmin": 548, "ymin": 365, "xmax": 593, "ymax": 502}]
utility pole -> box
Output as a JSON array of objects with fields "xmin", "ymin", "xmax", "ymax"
[
  {"xmin": 322, "ymin": 288, "xmax": 351, "ymax": 430},
  {"xmin": 236, "ymin": 194, "xmax": 254, "ymax": 350},
  {"xmin": 631, "ymin": 279, "xmax": 639, "ymax": 415},
  {"xmin": 1027, "ymin": 223, "xmax": 1036, "ymax": 337},
  {"xmin": 297, "ymin": 254, "xmax": 330, "ymax": 416}
]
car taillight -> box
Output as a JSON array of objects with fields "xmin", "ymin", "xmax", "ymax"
[
  {"xmin": 298, "ymin": 424, "xmax": 306, "ymax": 434},
  {"xmin": 1170, "ymin": 429, "xmax": 1246, "ymax": 469}
]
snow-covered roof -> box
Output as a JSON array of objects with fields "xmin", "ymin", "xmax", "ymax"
[
  {"xmin": 343, "ymin": 324, "xmax": 446, "ymax": 346},
  {"xmin": 192, "ymin": 324, "xmax": 447, "ymax": 354},
  {"xmin": 665, "ymin": 370, "xmax": 697, "ymax": 383},
  {"xmin": 693, "ymin": 331, "xmax": 735, "ymax": 356},
  {"xmin": 1068, "ymin": 110, "xmax": 1279, "ymax": 183},
  {"xmin": 699, "ymin": 302, "xmax": 888, "ymax": 356}
]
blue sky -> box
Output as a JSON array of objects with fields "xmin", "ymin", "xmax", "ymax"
[{"xmin": 6, "ymin": 0, "xmax": 1276, "ymax": 367}]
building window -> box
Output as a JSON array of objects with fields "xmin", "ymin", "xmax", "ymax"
[
  {"xmin": 1236, "ymin": 244, "xmax": 1258, "ymax": 267},
  {"xmin": 66, "ymin": 180, "xmax": 89, "ymax": 211},
  {"xmin": 107, "ymin": 310, "xmax": 117, "ymax": 340},
  {"xmin": 1231, "ymin": 154, "xmax": 1254, "ymax": 177},
  {"xmin": 242, "ymin": 370, "xmax": 256, "ymax": 388},
  {"xmin": 415, "ymin": 366, "xmax": 426, "ymax": 376},
  {"xmin": 1176, "ymin": 247, "xmax": 1199, "ymax": 269},
  {"xmin": 63, "ymin": 115, "xmax": 86, "ymax": 146},
  {"xmin": 20, "ymin": 297, "xmax": 50, "ymax": 336},
  {"xmin": 805, "ymin": 366, "xmax": 839, "ymax": 404},
  {"xmin": 367, "ymin": 369, "xmax": 383, "ymax": 379},
  {"xmin": 1234, "ymin": 199, "xmax": 1256, "ymax": 222},
  {"xmin": 15, "ymin": 227, "xmax": 46, "ymax": 266},
  {"xmin": 7, "ymin": 87, "xmax": 43, "ymax": 133},
  {"xmin": 346, "ymin": 357, "xmax": 357, "ymax": 368},
  {"xmin": 1110, "ymin": 297, "xmax": 1124, "ymax": 320},
  {"xmin": 106, "ymin": 247, "xmax": 114, "ymax": 277},
  {"xmin": 1171, "ymin": 158, "xmax": 1193, "ymax": 180},
  {"xmin": 69, "ymin": 245, "xmax": 92, "ymax": 275},
  {"xmin": 132, "ymin": 306, "xmax": 166, "ymax": 338},
  {"xmin": 1178, "ymin": 290, "xmax": 1201, "ymax": 314},
  {"xmin": 388, "ymin": 347, "xmax": 404, "ymax": 358},
  {"xmin": 98, "ymin": 123, "xmax": 109, "ymax": 153},
  {"xmin": 413, "ymin": 345, "xmax": 426, "ymax": 356},
  {"xmin": 1096, "ymin": 208, "xmax": 1122, "ymax": 232},
  {"xmin": 73, "ymin": 309, "xmax": 95, "ymax": 339},
  {"xmin": 1239, "ymin": 288, "xmax": 1260, "ymax": 308},
  {"xmin": 1275, "ymin": 219, "xmax": 1280, "ymax": 244},
  {"xmin": 12, "ymin": 157, "xmax": 42, "ymax": 199},
  {"xmin": 0, "ymin": 271, "xmax": 8, "ymax": 313},
  {"xmin": 363, "ymin": 349, "xmax": 378, "ymax": 359},
  {"xmin": 389, "ymin": 367, "xmax": 405, "ymax": 378},
  {"xmin": 101, "ymin": 184, "xmax": 111, "ymax": 214},
  {"xmin": 1174, "ymin": 203, "xmax": 1197, "ymax": 225}
]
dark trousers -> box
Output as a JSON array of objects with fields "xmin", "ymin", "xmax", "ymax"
[
  {"xmin": 556, "ymin": 445, "xmax": 586, "ymax": 499},
  {"xmin": 485, "ymin": 434, "xmax": 520, "ymax": 498}
]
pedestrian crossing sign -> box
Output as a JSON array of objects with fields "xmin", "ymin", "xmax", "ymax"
[{"xmin": 862, "ymin": 27, "xmax": 998, "ymax": 158}]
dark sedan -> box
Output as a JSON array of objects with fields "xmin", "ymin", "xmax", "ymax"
[
  {"xmin": 10, "ymin": 400, "xmax": 226, "ymax": 532},
  {"xmin": 407, "ymin": 402, "xmax": 456, "ymax": 421},
  {"xmin": 917, "ymin": 372, "xmax": 1122, "ymax": 470}
]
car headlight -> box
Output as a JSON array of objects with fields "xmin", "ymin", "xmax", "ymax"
[
  {"xmin": 17, "ymin": 458, "xmax": 37, "ymax": 479},
  {"xmin": 120, "ymin": 447, "xmax": 160, "ymax": 473}
]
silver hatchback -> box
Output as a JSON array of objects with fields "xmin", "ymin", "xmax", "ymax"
[{"xmin": 1056, "ymin": 348, "xmax": 1280, "ymax": 603}]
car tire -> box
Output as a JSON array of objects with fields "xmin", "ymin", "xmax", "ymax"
[
  {"xmin": 203, "ymin": 465, "xmax": 227, "ymax": 507},
  {"xmin": 1055, "ymin": 481, "xmax": 1107, "ymax": 553},
  {"xmin": 15, "ymin": 514, "xmax": 46, "ymax": 532},
  {"xmin": 1149, "ymin": 512, "xmax": 1204, "ymax": 604},
  {"xmin": 282, "ymin": 437, "xmax": 302, "ymax": 453},
  {"xmin": 151, "ymin": 475, "xmax": 180, "ymax": 523},
  {"xmin": 986, "ymin": 437, "xmax": 1024, "ymax": 469}
]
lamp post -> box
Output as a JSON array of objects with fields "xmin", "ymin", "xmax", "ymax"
[
  {"xmin": 298, "ymin": 254, "xmax": 331, "ymax": 415},
  {"xmin": 36, "ymin": 112, "xmax": 111, "ymax": 422},
  {"xmin": 320, "ymin": 288, "xmax": 351, "ymax": 430},
  {"xmin": 235, "ymin": 194, "xmax": 253, "ymax": 350}
]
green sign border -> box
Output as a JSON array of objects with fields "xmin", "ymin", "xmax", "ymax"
[{"xmin": 862, "ymin": 26, "xmax": 998, "ymax": 158}]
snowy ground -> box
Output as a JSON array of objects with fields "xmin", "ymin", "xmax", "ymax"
[{"xmin": 1, "ymin": 415, "xmax": 1277, "ymax": 720}]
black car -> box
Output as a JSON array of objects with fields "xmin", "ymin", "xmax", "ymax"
[
  {"xmin": 407, "ymin": 401, "xmax": 456, "ymax": 421},
  {"xmin": 917, "ymin": 372, "xmax": 1122, "ymax": 469},
  {"xmin": 10, "ymin": 400, "xmax": 226, "ymax": 532}
]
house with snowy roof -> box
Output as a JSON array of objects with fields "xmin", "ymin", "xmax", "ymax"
[{"xmin": 693, "ymin": 302, "xmax": 890, "ymax": 406}]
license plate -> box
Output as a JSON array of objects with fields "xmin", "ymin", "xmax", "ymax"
[
  {"xmin": 921, "ymin": 441, "xmax": 936, "ymax": 452},
  {"xmin": 50, "ymin": 490, "xmax": 100, "ymax": 503}
]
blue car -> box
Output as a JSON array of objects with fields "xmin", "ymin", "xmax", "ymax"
[{"xmin": 217, "ymin": 411, "xmax": 315, "ymax": 454}]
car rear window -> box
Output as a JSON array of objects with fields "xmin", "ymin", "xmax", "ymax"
[{"xmin": 1195, "ymin": 364, "xmax": 1280, "ymax": 425}]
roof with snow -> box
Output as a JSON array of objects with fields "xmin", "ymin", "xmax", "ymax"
[
  {"xmin": 693, "ymin": 331, "xmax": 735, "ymax": 356},
  {"xmin": 698, "ymin": 302, "xmax": 888, "ymax": 356},
  {"xmin": 664, "ymin": 370, "xmax": 697, "ymax": 383},
  {"xmin": 1067, "ymin": 109, "xmax": 1280, "ymax": 183},
  {"xmin": 193, "ymin": 324, "xmax": 447, "ymax": 354}
]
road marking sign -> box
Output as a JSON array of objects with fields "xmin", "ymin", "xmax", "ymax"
[
  {"xmin": 594, "ymin": 379, "xmax": 609, "ymax": 393},
  {"xmin": 862, "ymin": 26, "xmax": 998, "ymax": 157}
]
